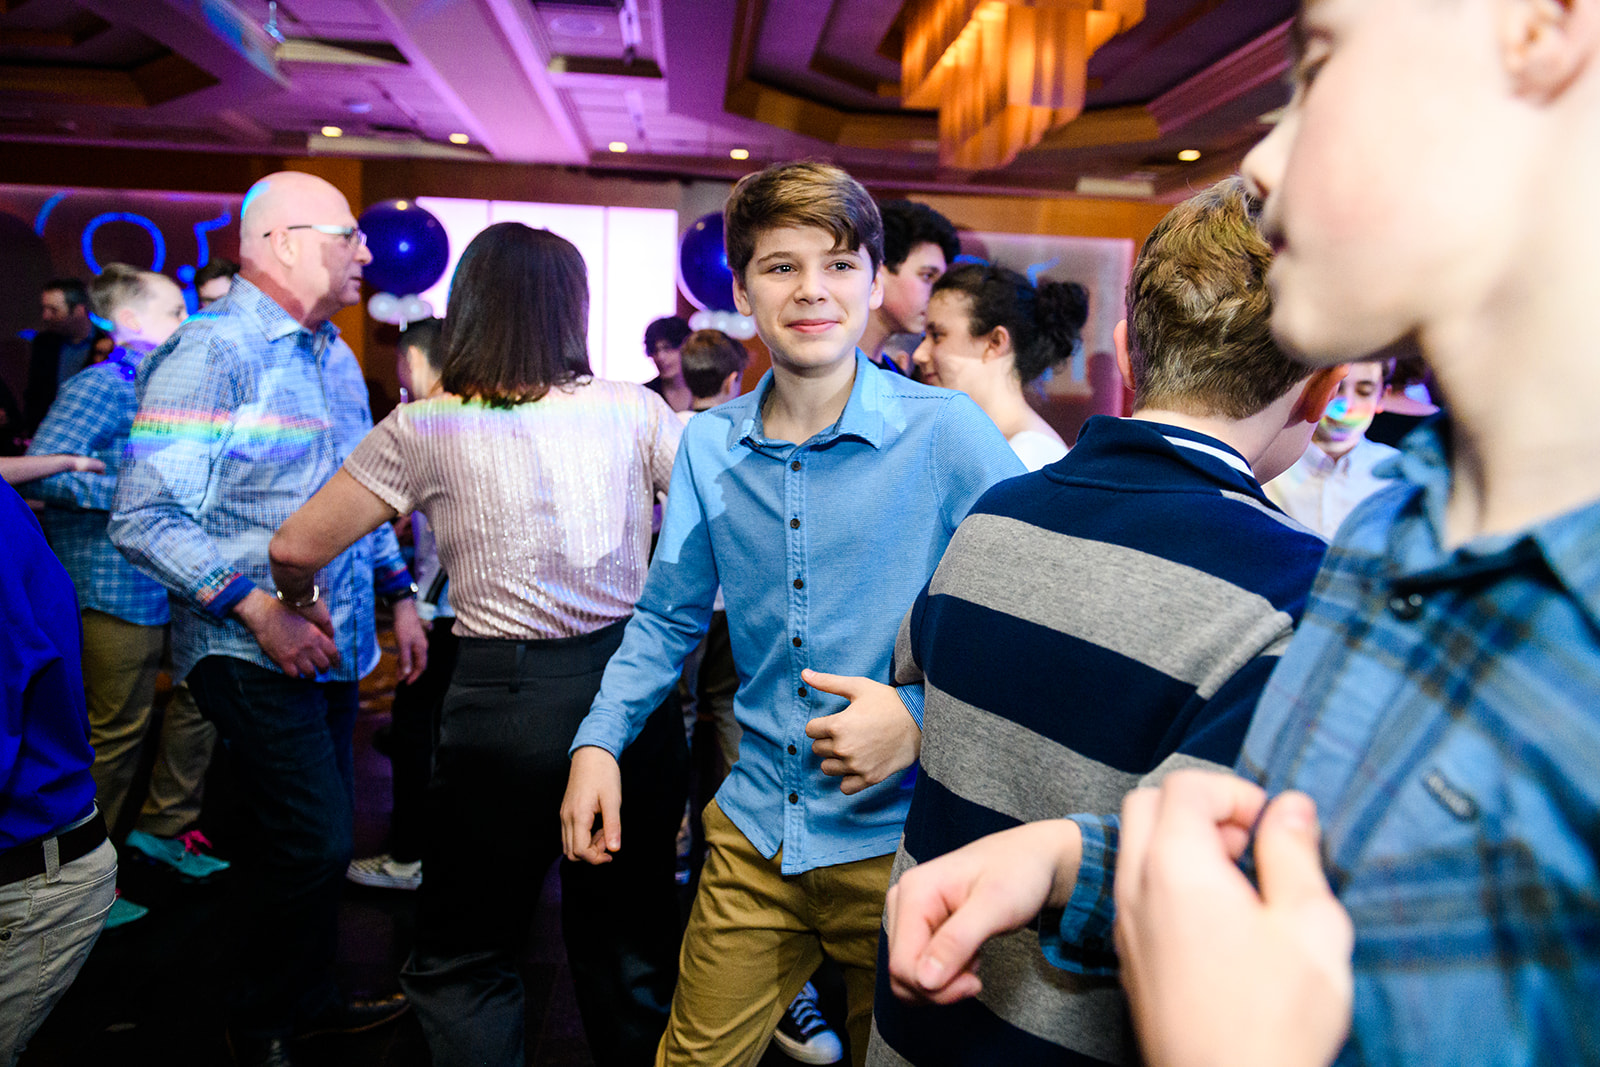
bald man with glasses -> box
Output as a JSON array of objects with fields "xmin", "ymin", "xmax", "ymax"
[{"xmin": 112, "ymin": 171, "xmax": 424, "ymax": 1067}]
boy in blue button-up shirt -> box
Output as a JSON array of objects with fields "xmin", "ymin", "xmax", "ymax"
[{"xmin": 562, "ymin": 162, "xmax": 1023, "ymax": 1065}]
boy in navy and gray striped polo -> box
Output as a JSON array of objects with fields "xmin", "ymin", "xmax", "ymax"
[{"xmin": 868, "ymin": 178, "xmax": 1342, "ymax": 1067}]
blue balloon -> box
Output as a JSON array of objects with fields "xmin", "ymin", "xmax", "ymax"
[
  {"xmin": 358, "ymin": 199, "xmax": 449, "ymax": 296},
  {"xmin": 678, "ymin": 213, "xmax": 737, "ymax": 312}
]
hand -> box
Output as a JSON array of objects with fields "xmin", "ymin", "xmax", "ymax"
[
  {"xmin": 233, "ymin": 588, "xmax": 341, "ymax": 679},
  {"xmin": 561, "ymin": 746, "xmax": 623, "ymax": 865},
  {"xmin": 885, "ymin": 820, "xmax": 1081, "ymax": 1005},
  {"xmin": 802, "ymin": 670, "xmax": 921, "ymax": 794},
  {"xmin": 69, "ymin": 455, "xmax": 105, "ymax": 473},
  {"xmin": 1114, "ymin": 771, "xmax": 1353, "ymax": 1067},
  {"xmin": 391, "ymin": 598, "xmax": 428, "ymax": 685}
]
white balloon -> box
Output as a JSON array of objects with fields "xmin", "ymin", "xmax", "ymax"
[
  {"xmin": 368, "ymin": 292, "xmax": 400, "ymax": 324},
  {"xmin": 688, "ymin": 310, "xmax": 713, "ymax": 331},
  {"xmin": 728, "ymin": 314, "xmax": 758, "ymax": 340},
  {"xmin": 710, "ymin": 311, "xmax": 731, "ymax": 332},
  {"xmin": 402, "ymin": 295, "xmax": 432, "ymax": 323}
]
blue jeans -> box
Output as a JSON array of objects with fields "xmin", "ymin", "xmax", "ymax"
[{"xmin": 186, "ymin": 656, "xmax": 358, "ymax": 1038}]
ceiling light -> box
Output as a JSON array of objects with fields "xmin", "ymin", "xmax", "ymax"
[
  {"xmin": 448, "ymin": 133, "xmax": 469, "ymax": 145},
  {"xmin": 1177, "ymin": 148, "xmax": 1201, "ymax": 162},
  {"xmin": 321, "ymin": 125, "xmax": 343, "ymax": 138},
  {"xmin": 729, "ymin": 148, "xmax": 749, "ymax": 161},
  {"xmin": 608, "ymin": 141, "xmax": 628, "ymax": 153},
  {"xmin": 902, "ymin": 0, "xmax": 1144, "ymax": 169}
]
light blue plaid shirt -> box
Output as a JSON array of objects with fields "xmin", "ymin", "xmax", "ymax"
[
  {"xmin": 1048, "ymin": 419, "xmax": 1600, "ymax": 1063},
  {"xmin": 110, "ymin": 278, "xmax": 411, "ymax": 681},
  {"xmin": 26, "ymin": 345, "xmax": 169, "ymax": 626}
]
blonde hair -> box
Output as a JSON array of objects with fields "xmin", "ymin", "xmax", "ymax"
[
  {"xmin": 88, "ymin": 263, "xmax": 158, "ymax": 321},
  {"xmin": 1125, "ymin": 177, "xmax": 1310, "ymax": 418}
]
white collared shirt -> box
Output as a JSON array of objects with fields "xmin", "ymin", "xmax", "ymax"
[{"xmin": 1264, "ymin": 435, "xmax": 1401, "ymax": 540}]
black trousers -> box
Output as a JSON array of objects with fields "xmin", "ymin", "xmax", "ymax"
[
  {"xmin": 388, "ymin": 619, "xmax": 460, "ymax": 863},
  {"xmin": 400, "ymin": 620, "xmax": 689, "ymax": 1067}
]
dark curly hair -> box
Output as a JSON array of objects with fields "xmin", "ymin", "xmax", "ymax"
[{"xmin": 930, "ymin": 264, "xmax": 1089, "ymax": 385}]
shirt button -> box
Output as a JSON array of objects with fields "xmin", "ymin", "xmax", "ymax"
[
  {"xmin": 790, "ymin": 517, "xmax": 800, "ymax": 529},
  {"xmin": 788, "ymin": 744, "xmax": 797, "ymax": 755},
  {"xmin": 792, "ymin": 636, "xmax": 803, "ymax": 647},
  {"xmin": 791, "ymin": 460, "xmax": 802, "ymax": 471},
  {"xmin": 793, "ymin": 578, "xmax": 804, "ymax": 589},
  {"xmin": 1389, "ymin": 592, "xmax": 1424, "ymax": 620},
  {"xmin": 797, "ymin": 685, "xmax": 807, "ymax": 697},
  {"xmin": 789, "ymin": 792, "xmax": 799, "ymax": 804}
]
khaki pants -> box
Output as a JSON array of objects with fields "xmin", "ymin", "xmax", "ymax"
[
  {"xmin": 656, "ymin": 800, "xmax": 892, "ymax": 1067},
  {"xmin": 80, "ymin": 610, "xmax": 214, "ymax": 836}
]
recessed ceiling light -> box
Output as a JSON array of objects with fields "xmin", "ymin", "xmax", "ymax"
[
  {"xmin": 608, "ymin": 141, "xmax": 628, "ymax": 153},
  {"xmin": 448, "ymin": 133, "xmax": 469, "ymax": 145},
  {"xmin": 345, "ymin": 100, "xmax": 372, "ymax": 115},
  {"xmin": 1177, "ymin": 148, "xmax": 1201, "ymax": 162},
  {"xmin": 729, "ymin": 148, "xmax": 750, "ymax": 160},
  {"xmin": 321, "ymin": 125, "xmax": 343, "ymax": 138}
]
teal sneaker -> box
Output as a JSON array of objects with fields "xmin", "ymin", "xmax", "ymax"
[
  {"xmin": 125, "ymin": 829, "xmax": 231, "ymax": 881},
  {"xmin": 104, "ymin": 892, "xmax": 148, "ymax": 930}
]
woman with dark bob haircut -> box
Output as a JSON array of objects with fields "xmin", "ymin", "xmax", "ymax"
[{"xmin": 268, "ymin": 221, "xmax": 687, "ymax": 1066}]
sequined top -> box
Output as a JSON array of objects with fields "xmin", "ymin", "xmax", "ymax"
[{"xmin": 343, "ymin": 380, "xmax": 681, "ymax": 640}]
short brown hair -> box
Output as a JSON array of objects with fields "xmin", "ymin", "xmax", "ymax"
[
  {"xmin": 724, "ymin": 161, "xmax": 884, "ymax": 282},
  {"xmin": 89, "ymin": 263, "xmax": 157, "ymax": 321},
  {"xmin": 681, "ymin": 329, "xmax": 749, "ymax": 400},
  {"xmin": 439, "ymin": 223, "xmax": 591, "ymax": 405},
  {"xmin": 1124, "ymin": 177, "xmax": 1308, "ymax": 419}
]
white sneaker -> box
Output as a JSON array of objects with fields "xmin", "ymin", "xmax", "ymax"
[
  {"xmin": 345, "ymin": 854, "xmax": 422, "ymax": 890},
  {"xmin": 772, "ymin": 982, "xmax": 844, "ymax": 1064}
]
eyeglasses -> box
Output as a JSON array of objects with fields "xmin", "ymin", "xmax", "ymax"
[{"xmin": 266, "ymin": 224, "xmax": 368, "ymax": 248}]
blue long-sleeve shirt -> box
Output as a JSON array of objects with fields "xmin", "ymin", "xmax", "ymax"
[
  {"xmin": 0, "ymin": 481, "xmax": 96, "ymax": 849},
  {"xmin": 572, "ymin": 354, "xmax": 1024, "ymax": 873},
  {"xmin": 109, "ymin": 278, "xmax": 411, "ymax": 681},
  {"xmin": 26, "ymin": 344, "xmax": 170, "ymax": 627}
]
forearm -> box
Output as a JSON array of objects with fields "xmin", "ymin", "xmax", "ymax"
[
  {"xmin": 1, "ymin": 455, "xmax": 93, "ymax": 486},
  {"xmin": 110, "ymin": 475, "xmax": 254, "ymax": 616}
]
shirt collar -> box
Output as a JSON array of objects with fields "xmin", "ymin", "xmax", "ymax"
[
  {"xmin": 226, "ymin": 276, "xmax": 342, "ymax": 350},
  {"xmin": 726, "ymin": 351, "xmax": 886, "ymax": 452},
  {"xmin": 1392, "ymin": 417, "xmax": 1600, "ymax": 629}
]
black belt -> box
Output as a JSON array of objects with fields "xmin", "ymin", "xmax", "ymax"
[{"xmin": 0, "ymin": 810, "xmax": 106, "ymax": 886}]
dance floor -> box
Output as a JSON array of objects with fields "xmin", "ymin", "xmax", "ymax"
[{"xmin": 20, "ymin": 623, "xmax": 833, "ymax": 1066}]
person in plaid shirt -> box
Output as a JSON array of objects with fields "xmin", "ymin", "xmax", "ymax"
[
  {"xmin": 110, "ymin": 171, "xmax": 423, "ymax": 1066},
  {"xmin": 27, "ymin": 265, "xmax": 228, "ymax": 929}
]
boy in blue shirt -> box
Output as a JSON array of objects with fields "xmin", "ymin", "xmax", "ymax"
[
  {"xmin": 28, "ymin": 266, "xmax": 228, "ymax": 923},
  {"xmin": 562, "ymin": 161, "xmax": 1023, "ymax": 1066}
]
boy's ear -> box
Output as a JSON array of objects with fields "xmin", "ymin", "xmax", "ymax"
[
  {"xmin": 868, "ymin": 263, "xmax": 885, "ymax": 311},
  {"xmin": 1292, "ymin": 365, "xmax": 1348, "ymax": 425},
  {"xmin": 732, "ymin": 272, "xmax": 753, "ymax": 317},
  {"xmin": 112, "ymin": 305, "xmax": 140, "ymax": 338},
  {"xmin": 1501, "ymin": 0, "xmax": 1600, "ymax": 99},
  {"xmin": 721, "ymin": 368, "xmax": 742, "ymax": 398},
  {"xmin": 1113, "ymin": 319, "xmax": 1135, "ymax": 392}
]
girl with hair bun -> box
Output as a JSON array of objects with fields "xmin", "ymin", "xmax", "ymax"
[{"xmin": 913, "ymin": 263, "xmax": 1089, "ymax": 470}]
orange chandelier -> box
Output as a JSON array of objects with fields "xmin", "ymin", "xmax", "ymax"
[{"xmin": 902, "ymin": 0, "xmax": 1145, "ymax": 170}]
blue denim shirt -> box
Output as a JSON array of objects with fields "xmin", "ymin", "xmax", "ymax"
[
  {"xmin": 26, "ymin": 345, "xmax": 170, "ymax": 626},
  {"xmin": 110, "ymin": 278, "xmax": 411, "ymax": 681},
  {"xmin": 572, "ymin": 354, "xmax": 1025, "ymax": 873}
]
